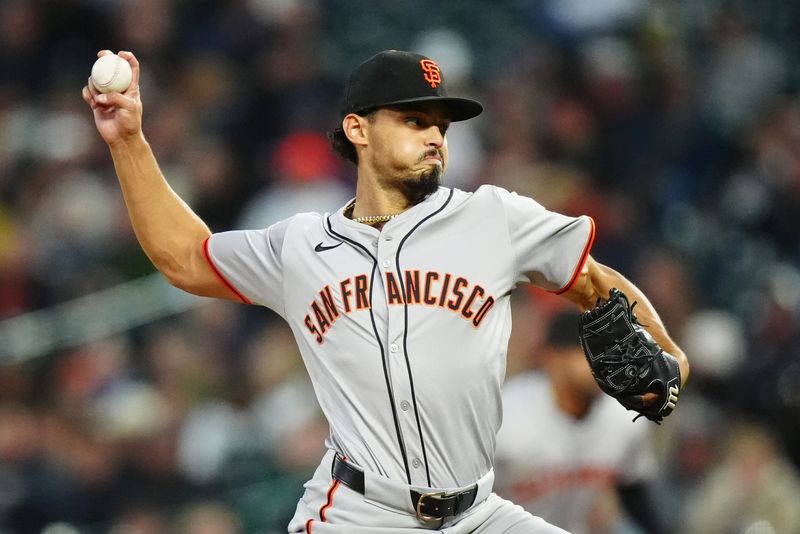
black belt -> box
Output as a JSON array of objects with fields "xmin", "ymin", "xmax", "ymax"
[{"xmin": 332, "ymin": 454, "xmax": 478, "ymax": 525}]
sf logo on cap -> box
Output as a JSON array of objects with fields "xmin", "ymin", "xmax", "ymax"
[{"xmin": 419, "ymin": 59, "xmax": 442, "ymax": 88}]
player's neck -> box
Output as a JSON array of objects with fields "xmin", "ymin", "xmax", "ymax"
[
  {"xmin": 352, "ymin": 162, "xmax": 441, "ymax": 222},
  {"xmin": 350, "ymin": 177, "xmax": 414, "ymax": 224}
]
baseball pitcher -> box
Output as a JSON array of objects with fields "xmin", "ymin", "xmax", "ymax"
[{"xmin": 83, "ymin": 49, "xmax": 689, "ymax": 533}]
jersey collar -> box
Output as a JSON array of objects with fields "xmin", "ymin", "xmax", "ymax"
[{"xmin": 328, "ymin": 186, "xmax": 452, "ymax": 239}]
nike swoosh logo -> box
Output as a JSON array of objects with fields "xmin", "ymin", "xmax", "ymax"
[{"xmin": 315, "ymin": 242, "xmax": 343, "ymax": 252}]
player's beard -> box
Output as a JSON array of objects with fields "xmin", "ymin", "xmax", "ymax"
[{"xmin": 401, "ymin": 151, "xmax": 443, "ymax": 204}]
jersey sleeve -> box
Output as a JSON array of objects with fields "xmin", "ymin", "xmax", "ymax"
[
  {"xmin": 204, "ymin": 218, "xmax": 291, "ymax": 315},
  {"xmin": 495, "ymin": 187, "xmax": 595, "ymax": 292}
]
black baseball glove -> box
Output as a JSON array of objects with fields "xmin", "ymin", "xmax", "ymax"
[{"xmin": 578, "ymin": 288, "xmax": 681, "ymax": 423}]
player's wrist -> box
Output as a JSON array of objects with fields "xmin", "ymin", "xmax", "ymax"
[
  {"xmin": 673, "ymin": 351, "xmax": 689, "ymax": 386},
  {"xmin": 108, "ymin": 130, "xmax": 147, "ymax": 152}
]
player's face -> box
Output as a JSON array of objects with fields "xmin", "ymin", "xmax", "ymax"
[{"xmin": 363, "ymin": 104, "xmax": 451, "ymax": 201}]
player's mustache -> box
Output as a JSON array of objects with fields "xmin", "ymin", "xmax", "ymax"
[{"xmin": 417, "ymin": 149, "xmax": 443, "ymax": 163}]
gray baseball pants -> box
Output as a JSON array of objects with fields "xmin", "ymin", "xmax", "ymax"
[{"xmin": 288, "ymin": 449, "xmax": 569, "ymax": 533}]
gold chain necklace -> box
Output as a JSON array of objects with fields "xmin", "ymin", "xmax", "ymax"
[{"xmin": 345, "ymin": 200, "xmax": 402, "ymax": 225}]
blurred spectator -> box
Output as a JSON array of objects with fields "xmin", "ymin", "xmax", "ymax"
[
  {"xmin": 539, "ymin": 0, "xmax": 647, "ymax": 39},
  {"xmin": 632, "ymin": 246, "xmax": 697, "ymax": 335},
  {"xmin": 683, "ymin": 421, "xmax": 800, "ymax": 534},
  {"xmin": 116, "ymin": 0, "xmax": 175, "ymax": 61},
  {"xmin": 703, "ymin": 8, "xmax": 788, "ymax": 137},
  {"xmin": 680, "ymin": 309, "xmax": 745, "ymax": 383},
  {"xmin": 0, "ymin": 0, "xmax": 47, "ymax": 97}
]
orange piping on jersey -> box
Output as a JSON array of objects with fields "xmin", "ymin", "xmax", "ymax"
[
  {"xmin": 554, "ymin": 216, "xmax": 596, "ymax": 295},
  {"xmin": 202, "ymin": 236, "xmax": 252, "ymax": 304}
]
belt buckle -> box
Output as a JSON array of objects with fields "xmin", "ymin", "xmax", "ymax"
[{"xmin": 415, "ymin": 491, "xmax": 448, "ymax": 525}]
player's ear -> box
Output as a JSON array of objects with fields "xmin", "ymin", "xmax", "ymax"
[{"xmin": 342, "ymin": 113, "xmax": 369, "ymax": 148}]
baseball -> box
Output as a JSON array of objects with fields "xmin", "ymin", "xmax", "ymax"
[{"xmin": 90, "ymin": 54, "xmax": 132, "ymax": 94}]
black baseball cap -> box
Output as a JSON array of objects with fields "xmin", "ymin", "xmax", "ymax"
[{"xmin": 341, "ymin": 50, "xmax": 483, "ymax": 121}]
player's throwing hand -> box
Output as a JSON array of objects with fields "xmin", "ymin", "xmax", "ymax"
[{"xmin": 82, "ymin": 50, "xmax": 143, "ymax": 146}]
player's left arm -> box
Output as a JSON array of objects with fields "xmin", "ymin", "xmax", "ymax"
[{"xmin": 560, "ymin": 255, "xmax": 690, "ymax": 387}]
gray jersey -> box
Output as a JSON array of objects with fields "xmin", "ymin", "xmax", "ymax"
[{"xmin": 205, "ymin": 185, "xmax": 594, "ymax": 489}]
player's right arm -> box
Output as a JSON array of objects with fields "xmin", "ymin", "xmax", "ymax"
[{"xmin": 81, "ymin": 50, "xmax": 237, "ymax": 302}]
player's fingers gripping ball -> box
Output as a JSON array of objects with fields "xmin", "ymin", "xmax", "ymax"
[
  {"xmin": 578, "ymin": 288, "xmax": 681, "ymax": 423},
  {"xmin": 91, "ymin": 53, "xmax": 133, "ymax": 93}
]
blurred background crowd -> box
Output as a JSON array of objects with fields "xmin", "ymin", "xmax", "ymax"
[{"xmin": 1, "ymin": 0, "xmax": 800, "ymax": 532}]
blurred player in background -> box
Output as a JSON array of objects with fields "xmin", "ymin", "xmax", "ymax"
[{"xmin": 495, "ymin": 309, "xmax": 665, "ymax": 534}]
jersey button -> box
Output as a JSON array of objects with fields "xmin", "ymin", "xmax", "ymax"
[
  {"xmin": 382, "ymin": 259, "xmax": 390, "ymax": 268},
  {"xmin": 400, "ymin": 400, "xmax": 411, "ymax": 411},
  {"xmin": 390, "ymin": 343, "xmax": 398, "ymax": 353},
  {"xmin": 384, "ymin": 236, "xmax": 393, "ymax": 241},
  {"xmin": 412, "ymin": 458, "xmax": 422, "ymax": 468}
]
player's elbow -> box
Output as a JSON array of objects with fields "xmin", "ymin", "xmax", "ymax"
[
  {"xmin": 159, "ymin": 250, "xmax": 237, "ymax": 301},
  {"xmin": 157, "ymin": 259, "xmax": 196, "ymax": 292},
  {"xmin": 160, "ymin": 264, "xmax": 194, "ymax": 292},
  {"xmin": 151, "ymin": 247, "xmax": 205, "ymax": 295},
  {"xmin": 161, "ymin": 263, "xmax": 221, "ymax": 299},
  {"xmin": 144, "ymin": 233, "xmax": 213, "ymax": 294}
]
